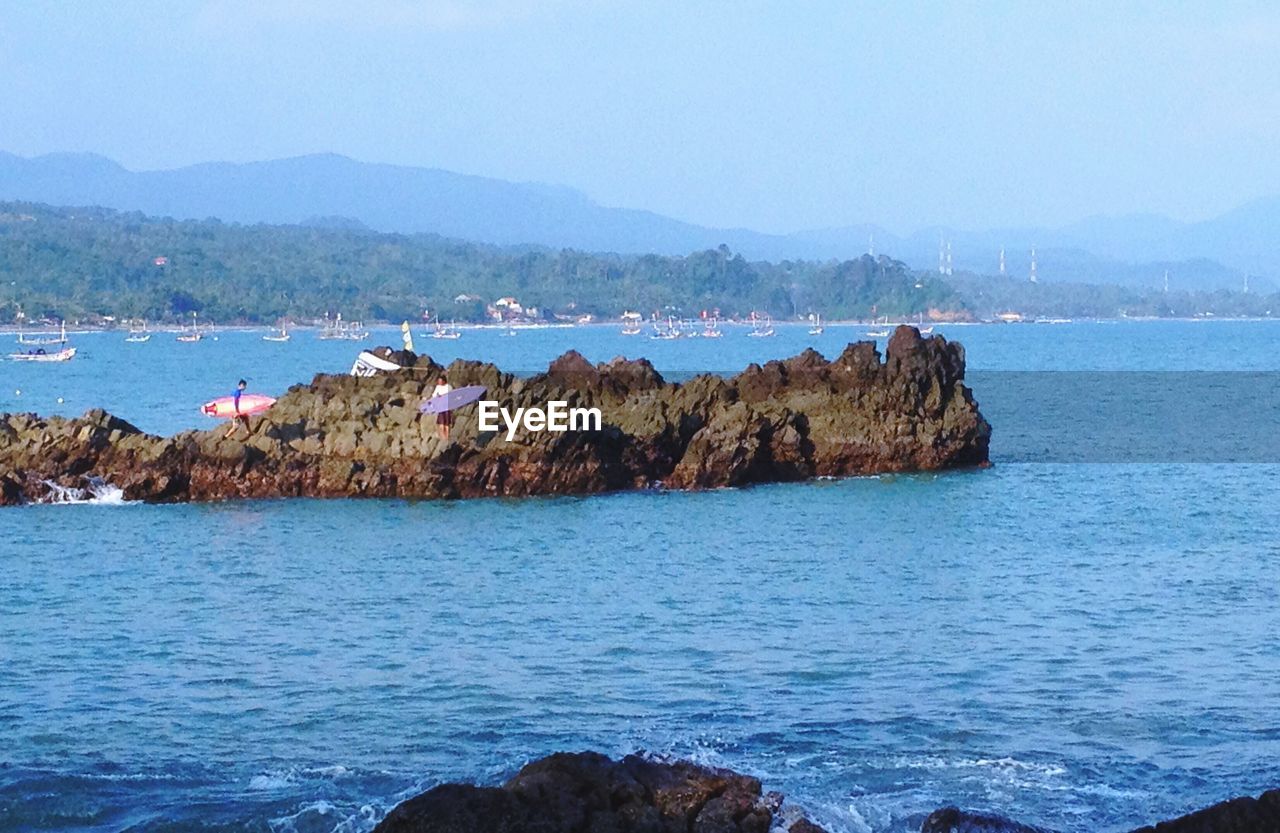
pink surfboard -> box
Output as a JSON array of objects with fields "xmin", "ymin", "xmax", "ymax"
[
  {"xmin": 201, "ymin": 393, "xmax": 276, "ymax": 419},
  {"xmin": 419, "ymin": 385, "xmax": 487, "ymax": 414}
]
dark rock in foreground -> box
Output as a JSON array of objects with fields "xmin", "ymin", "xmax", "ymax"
[
  {"xmin": 374, "ymin": 753, "xmax": 1280, "ymax": 833},
  {"xmin": 0, "ymin": 326, "xmax": 990, "ymax": 505},
  {"xmin": 921, "ymin": 807, "xmax": 1056, "ymax": 833},
  {"xmin": 373, "ymin": 752, "xmax": 795, "ymax": 833},
  {"xmin": 1128, "ymin": 789, "xmax": 1280, "ymax": 833},
  {"xmin": 923, "ymin": 789, "xmax": 1280, "ymax": 833}
]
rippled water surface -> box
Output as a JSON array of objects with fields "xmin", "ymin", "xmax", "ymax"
[{"xmin": 2, "ymin": 321, "xmax": 1279, "ymax": 832}]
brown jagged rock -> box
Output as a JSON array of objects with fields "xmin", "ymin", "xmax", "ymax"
[
  {"xmin": 0, "ymin": 327, "xmax": 990, "ymax": 505},
  {"xmin": 789, "ymin": 820, "xmax": 831, "ymax": 833},
  {"xmin": 373, "ymin": 752, "xmax": 808, "ymax": 833},
  {"xmin": 920, "ymin": 806, "xmax": 1055, "ymax": 833},
  {"xmin": 1129, "ymin": 789, "xmax": 1280, "ymax": 833},
  {"xmin": 921, "ymin": 788, "xmax": 1280, "ymax": 833}
]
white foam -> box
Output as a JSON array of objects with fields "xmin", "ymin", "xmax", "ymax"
[
  {"xmin": 249, "ymin": 771, "xmax": 296, "ymax": 791},
  {"xmin": 38, "ymin": 478, "xmax": 131, "ymax": 505},
  {"xmin": 268, "ymin": 799, "xmax": 381, "ymax": 833}
]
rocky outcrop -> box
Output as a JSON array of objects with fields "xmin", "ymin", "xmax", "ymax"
[
  {"xmin": 1128, "ymin": 789, "xmax": 1280, "ymax": 833},
  {"xmin": 372, "ymin": 753, "xmax": 1280, "ymax": 833},
  {"xmin": 921, "ymin": 807, "xmax": 1056, "ymax": 833},
  {"xmin": 922, "ymin": 789, "xmax": 1280, "ymax": 833},
  {"xmin": 0, "ymin": 326, "xmax": 990, "ymax": 505},
  {"xmin": 372, "ymin": 752, "xmax": 806, "ymax": 833}
]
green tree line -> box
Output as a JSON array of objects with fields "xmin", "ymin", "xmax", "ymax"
[{"xmin": 0, "ymin": 202, "xmax": 961, "ymax": 324}]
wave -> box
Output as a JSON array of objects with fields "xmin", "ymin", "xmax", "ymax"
[
  {"xmin": 249, "ymin": 765, "xmax": 357, "ymax": 791},
  {"xmin": 268, "ymin": 800, "xmax": 381, "ymax": 833},
  {"xmin": 37, "ymin": 477, "xmax": 130, "ymax": 505}
]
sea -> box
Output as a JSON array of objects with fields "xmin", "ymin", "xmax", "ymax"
[{"xmin": 2, "ymin": 320, "xmax": 1278, "ymax": 832}]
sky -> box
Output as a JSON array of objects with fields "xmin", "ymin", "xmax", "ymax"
[{"xmin": 1, "ymin": 1, "xmax": 1279, "ymax": 235}]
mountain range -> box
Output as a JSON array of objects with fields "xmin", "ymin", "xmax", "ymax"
[{"xmin": 0, "ymin": 151, "xmax": 1274, "ymax": 291}]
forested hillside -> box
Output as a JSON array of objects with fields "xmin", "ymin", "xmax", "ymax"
[{"xmin": 0, "ymin": 202, "xmax": 962, "ymax": 324}]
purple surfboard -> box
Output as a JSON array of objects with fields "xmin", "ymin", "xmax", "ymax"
[{"xmin": 419, "ymin": 385, "xmax": 487, "ymax": 414}]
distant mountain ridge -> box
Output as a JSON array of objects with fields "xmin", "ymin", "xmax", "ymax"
[
  {"xmin": 0, "ymin": 150, "xmax": 1273, "ymax": 289},
  {"xmin": 0, "ymin": 150, "xmax": 782, "ymax": 258}
]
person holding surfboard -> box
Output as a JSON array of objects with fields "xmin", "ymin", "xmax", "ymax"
[
  {"xmin": 224, "ymin": 379, "xmax": 250, "ymax": 439},
  {"xmin": 432, "ymin": 374, "xmax": 452, "ymax": 440}
]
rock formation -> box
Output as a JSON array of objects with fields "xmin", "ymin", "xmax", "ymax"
[
  {"xmin": 372, "ymin": 753, "xmax": 1280, "ymax": 833},
  {"xmin": 922, "ymin": 789, "xmax": 1280, "ymax": 833},
  {"xmin": 372, "ymin": 751, "xmax": 800, "ymax": 833},
  {"xmin": 0, "ymin": 326, "xmax": 990, "ymax": 505}
]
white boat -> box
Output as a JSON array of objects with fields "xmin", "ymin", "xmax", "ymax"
[
  {"xmin": 263, "ymin": 324, "xmax": 290, "ymax": 342},
  {"xmin": 919, "ymin": 326, "xmax": 934, "ymax": 335},
  {"xmin": 429, "ymin": 319, "xmax": 462, "ymax": 340},
  {"xmin": 865, "ymin": 329, "xmax": 890, "ymax": 337},
  {"xmin": 746, "ymin": 313, "xmax": 775, "ymax": 338},
  {"xmin": 125, "ymin": 321, "xmax": 151, "ymax": 343},
  {"xmin": 649, "ymin": 316, "xmax": 682, "ymax": 340},
  {"xmin": 319, "ymin": 313, "xmax": 368, "ymax": 340},
  {"xmin": 620, "ymin": 311, "xmax": 643, "ymax": 335},
  {"xmin": 702, "ymin": 319, "xmax": 724, "ymax": 338},
  {"xmin": 10, "ymin": 345, "xmax": 76, "ymax": 362},
  {"xmin": 499, "ymin": 324, "xmax": 517, "ymax": 337},
  {"xmin": 808, "ymin": 313, "xmax": 824, "ymax": 335},
  {"xmin": 10, "ymin": 316, "xmax": 75, "ymax": 359},
  {"xmin": 177, "ymin": 313, "xmax": 205, "ymax": 342},
  {"xmin": 350, "ymin": 349, "xmax": 403, "ymax": 377}
]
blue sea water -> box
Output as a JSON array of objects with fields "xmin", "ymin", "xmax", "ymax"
[{"xmin": 2, "ymin": 321, "xmax": 1279, "ymax": 832}]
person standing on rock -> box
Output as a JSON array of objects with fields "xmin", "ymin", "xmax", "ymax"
[
  {"xmin": 432, "ymin": 373, "xmax": 452, "ymax": 440},
  {"xmin": 224, "ymin": 379, "xmax": 251, "ymax": 440}
]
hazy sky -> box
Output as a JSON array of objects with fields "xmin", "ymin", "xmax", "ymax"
[{"xmin": 2, "ymin": 1, "xmax": 1278, "ymax": 234}]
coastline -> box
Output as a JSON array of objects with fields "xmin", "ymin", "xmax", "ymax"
[{"xmin": 4, "ymin": 315, "xmax": 1280, "ymax": 338}]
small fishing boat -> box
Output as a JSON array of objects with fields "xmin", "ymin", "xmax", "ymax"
[
  {"xmin": 620, "ymin": 311, "xmax": 643, "ymax": 335},
  {"xmin": 649, "ymin": 317, "xmax": 682, "ymax": 340},
  {"xmin": 176, "ymin": 313, "xmax": 205, "ymax": 343},
  {"xmin": 499, "ymin": 324, "xmax": 517, "ymax": 337},
  {"xmin": 808, "ymin": 313, "xmax": 824, "ymax": 335},
  {"xmin": 919, "ymin": 326, "xmax": 934, "ymax": 335},
  {"xmin": 865, "ymin": 329, "xmax": 890, "ymax": 337},
  {"xmin": 262, "ymin": 324, "xmax": 290, "ymax": 342},
  {"xmin": 430, "ymin": 318, "xmax": 462, "ymax": 340},
  {"xmin": 702, "ymin": 318, "xmax": 723, "ymax": 338},
  {"xmin": 319, "ymin": 313, "xmax": 368, "ymax": 340},
  {"xmin": 9, "ymin": 344, "xmax": 76, "ymax": 362},
  {"xmin": 10, "ymin": 321, "xmax": 75, "ymax": 360},
  {"xmin": 746, "ymin": 313, "xmax": 775, "ymax": 338},
  {"xmin": 125, "ymin": 320, "xmax": 151, "ymax": 343}
]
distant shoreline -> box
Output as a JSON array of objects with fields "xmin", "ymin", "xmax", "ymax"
[{"xmin": 2, "ymin": 315, "xmax": 1278, "ymax": 337}]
